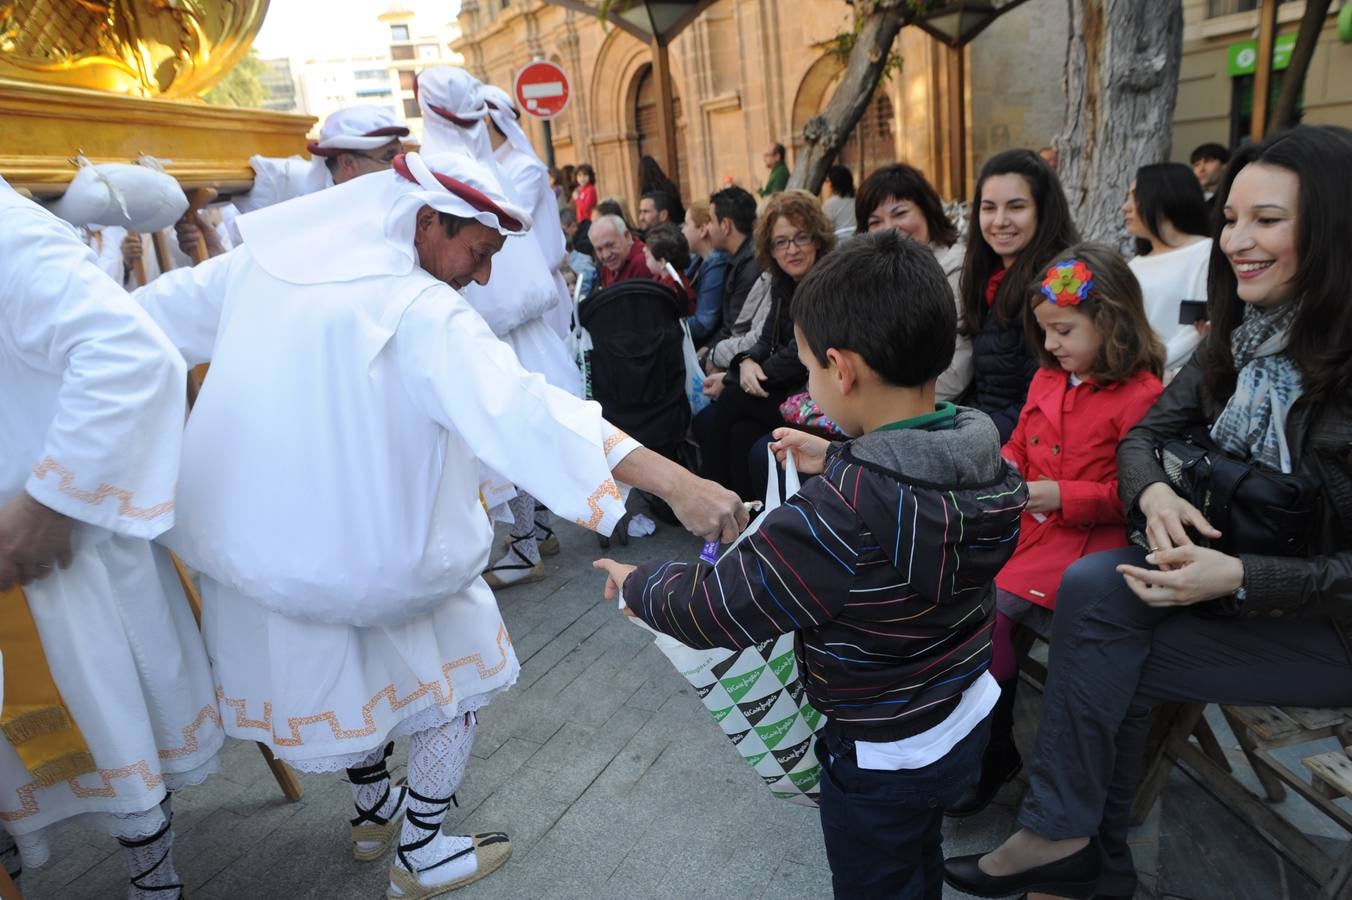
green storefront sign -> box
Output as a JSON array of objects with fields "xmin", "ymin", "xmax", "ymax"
[{"xmin": 1228, "ymin": 33, "xmax": 1297, "ymax": 77}]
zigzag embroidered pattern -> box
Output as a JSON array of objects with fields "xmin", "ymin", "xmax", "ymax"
[
  {"xmin": 30, "ymin": 457, "xmax": 175, "ymax": 521},
  {"xmin": 574, "ymin": 479, "xmax": 622, "ymax": 531},
  {"xmin": 216, "ymin": 623, "xmax": 512, "ymax": 747},
  {"xmin": 603, "ymin": 430, "xmax": 631, "ymax": 456},
  {"xmin": 0, "ymin": 703, "xmax": 222, "ymax": 823}
]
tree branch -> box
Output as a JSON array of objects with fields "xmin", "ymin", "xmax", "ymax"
[{"xmin": 1270, "ymin": 0, "xmax": 1331, "ymax": 131}]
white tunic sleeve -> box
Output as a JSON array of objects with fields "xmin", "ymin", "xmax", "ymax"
[
  {"xmin": 132, "ymin": 251, "xmax": 233, "ymax": 366},
  {"xmin": 522, "ymin": 166, "xmax": 567, "ymax": 272},
  {"xmin": 0, "ymin": 204, "xmax": 186, "ymax": 538},
  {"xmin": 394, "ymin": 286, "xmax": 635, "ymax": 535}
]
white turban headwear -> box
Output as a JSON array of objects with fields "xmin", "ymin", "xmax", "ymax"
[{"xmin": 236, "ymin": 150, "xmax": 531, "ymax": 286}]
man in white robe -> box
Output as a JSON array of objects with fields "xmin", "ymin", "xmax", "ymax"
[
  {"xmin": 0, "ymin": 179, "xmax": 225, "ymax": 898},
  {"xmin": 418, "ymin": 68, "xmax": 585, "ymax": 589},
  {"xmin": 132, "ymin": 151, "xmax": 745, "ymax": 898},
  {"xmin": 479, "ymin": 83, "xmax": 573, "ymax": 340},
  {"xmin": 184, "ymin": 105, "xmax": 411, "ymax": 256}
]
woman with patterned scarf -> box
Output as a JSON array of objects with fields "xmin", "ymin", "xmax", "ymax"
[{"xmin": 944, "ymin": 125, "xmax": 1352, "ymax": 900}]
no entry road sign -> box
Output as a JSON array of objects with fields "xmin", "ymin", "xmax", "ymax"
[{"xmin": 514, "ymin": 60, "xmax": 570, "ymax": 120}]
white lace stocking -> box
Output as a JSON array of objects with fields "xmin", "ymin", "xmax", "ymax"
[
  {"xmin": 533, "ymin": 504, "xmax": 552, "ymax": 537},
  {"xmin": 347, "ymin": 742, "xmax": 401, "ymax": 824},
  {"xmin": 118, "ymin": 799, "xmax": 181, "ymax": 900},
  {"xmin": 396, "ymin": 714, "xmax": 477, "ymax": 880},
  {"xmin": 506, "ymin": 495, "xmax": 541, "ymax": 564}
]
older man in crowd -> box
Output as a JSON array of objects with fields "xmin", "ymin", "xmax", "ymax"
[{"xmin": 591, "ymin": 213, "xmax": 654, "ymax": 288}]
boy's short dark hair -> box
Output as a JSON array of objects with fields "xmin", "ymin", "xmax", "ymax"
[
  {"xmin": 1189, "ymin": 142, "xmax": 1230, "ymax": 165},
  {"xmin": 793, "ymin": 230, "xmax": 955, "ymax": 388},
  {"xmin": 709, "ymin": 186, "xmax": 757, "ymax": 236},
  {"xmin": 643, "ymin": 222, "xmax": 690, "ymax": 273}
]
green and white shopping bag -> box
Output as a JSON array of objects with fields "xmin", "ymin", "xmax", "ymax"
[{"xmin": 631, "ymin": 447, "xmax": 824, "ymax": 806}]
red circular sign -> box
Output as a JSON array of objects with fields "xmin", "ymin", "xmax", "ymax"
[{"xmin": 514, "ymin": 60, "xmax": 570, "ymax": 120}]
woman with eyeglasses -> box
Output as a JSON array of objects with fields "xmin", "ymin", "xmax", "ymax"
[{"xmin": 698, "ymin": 190, "xmax": 835, "ymax": 499}]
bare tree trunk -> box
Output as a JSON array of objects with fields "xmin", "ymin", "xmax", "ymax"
[
  {"xmin": 1056, "ymin": 0, "xmax": 1183, "ymax": 247},
  {"xmin": 787, "ymin": 0, "xmax": 908, "ymax": 195},
  {"xmin": 1271, "ymin": 0, "xmax": 1332, "ymax": 131}
]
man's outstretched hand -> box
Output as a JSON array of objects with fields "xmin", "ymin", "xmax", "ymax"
[
  {"xmin": 611, "ymin": 448, "xmax": 749, "ymax": 543},
  {"xmin": 0, "ymin": 493, "xmax": 75, "ymax": 590},
  {"xmin": 667, "ymin": 472, "xmax": 748, "ymax": 543}
]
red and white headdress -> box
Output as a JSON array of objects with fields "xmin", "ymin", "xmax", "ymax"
[
  {"xmin": 236, "ymin": 150, "xmax": 531, "ymax": 286},
  {"xmin": 306, "ymin": 105, "xmax": 411, "ymax": 157}
]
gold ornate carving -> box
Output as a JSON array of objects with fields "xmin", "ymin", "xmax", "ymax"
[{"xmin": 0, "ymin": 0, "xmax": 269, "ymax": 98}]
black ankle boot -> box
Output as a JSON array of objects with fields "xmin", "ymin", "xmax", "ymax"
[{"xmin": 946, "ymin": 678, "xmax": 1022, "ymax": 818}]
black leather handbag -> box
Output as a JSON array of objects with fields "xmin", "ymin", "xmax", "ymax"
[{"xmin": 1147, "ymin": 432, "xmax": 1322, "ymax": 557}]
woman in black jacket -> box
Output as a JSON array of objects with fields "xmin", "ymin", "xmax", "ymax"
[
  {"xmin": 945, "ymin": 125, "xmax": 1352, "ymax": 900},
  {"xmin": 958, "ymin": 149, "xmax": 1079, "ymax": 442},
  {"xmin": 698, "ymin": 190, "xmax": 834, "ymax": 499}
]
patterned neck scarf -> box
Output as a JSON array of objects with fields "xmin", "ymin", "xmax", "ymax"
[{"xmin": 1209, "ymin": 299, "xmax": 1304, "ymax": 472}]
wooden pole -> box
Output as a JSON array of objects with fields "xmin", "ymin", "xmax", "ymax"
[
  {"xmin": 0, "ymin": 866, "xmax": 23, "ymax": 900},
  {"xmin": 1252, "ymin": 0, "xmax": 1278, "ymax": 141},
  {"xmin": 180, "ymin": 188, "xmax": 218, "ymax": 402},
  {"xmin": 151, "ymin": 231, "xmax": 174, "ymax": 276},
  {"xmin": 946, "ymin": 43, "xmax": 967, "ymax": 201},
  {"xmin": 651, "ymin": 38, "xmax": 680, "ymax": 194},
  {"xmin": 131, "ymin": 247, "xmax": 149, "ymax": 289}
]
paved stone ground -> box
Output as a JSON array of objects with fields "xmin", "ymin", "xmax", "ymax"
[{"xmin": 24, "ymin": 517, "xmax": 1345, "ymax": 900}]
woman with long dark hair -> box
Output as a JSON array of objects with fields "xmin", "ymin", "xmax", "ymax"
[
  {"xmin": 1124, "ymin": 162, "xmax": 1213, "ymax": 376},
  {"xmin": 959, "ymin": 149, "xmax": 1079, "ymax": 441},
  {"xmin": 857, "ymin": 162, "xmax": 970, "ymax": 401},
  {"xmin": 945, "ymin": 125, "xmax": 1352, "ymax": 900}
]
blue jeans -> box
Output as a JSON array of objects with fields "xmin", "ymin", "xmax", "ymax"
[{"xmin": 817, "ymin": 716, "xmax": 991, "ymax": 899}]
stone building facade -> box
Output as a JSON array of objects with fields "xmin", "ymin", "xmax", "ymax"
[{"xmin": 451, "ymin": 0, "xmax": 1352, "ymax": 213}]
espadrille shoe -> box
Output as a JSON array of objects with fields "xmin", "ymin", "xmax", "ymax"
[
  {"xmin": 386, "ymin": 831, "xmax": 512, "ymax": 898},
  {"xmin": 482, "ymin": 537, "xmax": 544, "ymax": 590}
]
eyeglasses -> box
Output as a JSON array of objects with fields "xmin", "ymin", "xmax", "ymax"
[
  {"xmin": 356, "ymin": 144, "xmax": 404, "ymax": 165},
  {"xmin": 770, "ymin": 233, "xmax": 813, "ymax": 254}
]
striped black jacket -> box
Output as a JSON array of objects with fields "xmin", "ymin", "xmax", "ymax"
[{"xmin": 624, "ymin": 409, "xmax": 1026, "ymax": 742}]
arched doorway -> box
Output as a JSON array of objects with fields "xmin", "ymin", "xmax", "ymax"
[
  {"xmin": 837, "ymin": 92, "xmax": 897, "ymax": 181},
  {"xmin": 791, "ymin": 54, "xmax": 900, "ymax": 184},
  {"xmin": 633, "ymin": 62, "xmax": 690, "ymax": 201}
]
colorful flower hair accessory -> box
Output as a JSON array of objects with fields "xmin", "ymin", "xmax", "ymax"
[{"xmin": 1041, "ymin": 259, "xmax": 1094, "ymax": 307}]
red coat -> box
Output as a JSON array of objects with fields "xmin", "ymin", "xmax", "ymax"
[{"xmin": 996, "ymin": 366, "xmax": 1163, "ymax": 608}]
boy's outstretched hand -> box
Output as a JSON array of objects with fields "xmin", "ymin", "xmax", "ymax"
[
  {"xmin": 593, "ymin": 559, "xmax": 638, "ymax": 616},
  {"xmin": 769, "ymin": 427, "xmax": 830, "ymax": 475}
]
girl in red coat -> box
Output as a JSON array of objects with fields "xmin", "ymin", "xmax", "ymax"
[{"xmin": 949, "ymin": 242, "xmax": 1165, "ymax": 818}]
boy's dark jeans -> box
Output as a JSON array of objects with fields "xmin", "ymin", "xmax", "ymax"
[{"xmin": 817, "ymin": 716, "xmax": 991, "ymax": 899}]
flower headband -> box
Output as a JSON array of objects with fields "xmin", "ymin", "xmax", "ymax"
[{"xmin": 1041, "ymin": 259, "xmax": 1094, "ymax": 307}]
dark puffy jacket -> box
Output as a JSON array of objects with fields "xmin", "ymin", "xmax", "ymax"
[
  {"xmin": 624, "ymin": 409, "xmax": 1027, "ymax": 741},
  {"xmin": 1117, "ymin": 339, "xmax": 1352, "ymax": 661},
  {"xmin": 728, "ymin": 272, "xmax": 806, "ymax": 393},
  {"xmin": 968, "ymin": 309, "xmax": 1038, "ymax": 443}
]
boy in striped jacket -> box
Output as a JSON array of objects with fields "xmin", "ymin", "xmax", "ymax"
[{"xmin": 596, "ymin": 230, "xmax": 1026, "ymax": 898}]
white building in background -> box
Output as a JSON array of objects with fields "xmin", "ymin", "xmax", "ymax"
[
  {"xmin": 269, "ymin": 2, "xmax": 463, "ymax": 143},
  {"xmin": 295, "ymin": 57, "xmax": 399, "ymax": 125}
]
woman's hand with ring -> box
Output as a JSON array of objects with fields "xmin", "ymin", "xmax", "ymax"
[
  {"xmin": 1136, "ymin": 482, "xmax": 1221, "ymax": 569},
  {"xmin": 1116, "ymin": 545, "xmax": 1244, "ymax": 607}
]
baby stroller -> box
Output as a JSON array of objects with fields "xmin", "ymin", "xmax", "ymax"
[{"xmin": 577, "ymin": 278, "xmax": 691, "ymax": 546}]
